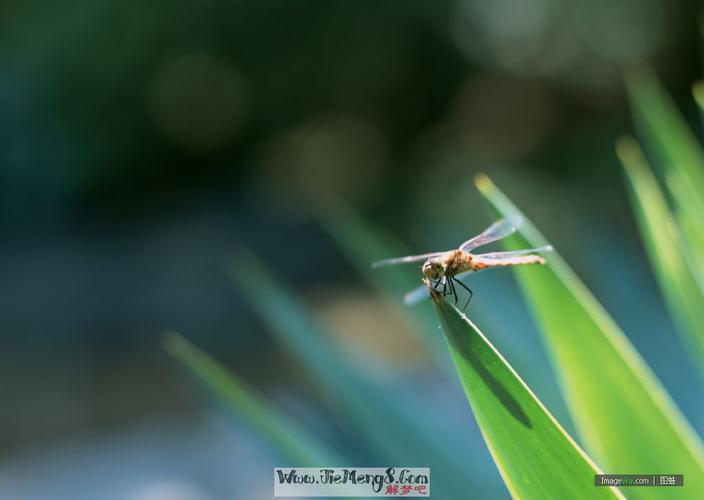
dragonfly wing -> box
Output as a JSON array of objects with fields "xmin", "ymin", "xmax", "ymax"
[
  {"xmin": 474, "ymin": 245, "xmax": 553, "ymax": 260},
  {"xmin": 403, "ymin": 283, "xmax": 431, "ymax": 305},
  {"xmin": 472, "ymin": 245, "xmax": 553, "ymax": 268},
  {"xmin": 460, "ymin": 217, "xmax": 522, "ymax": 252},
  {"xmin": 371, "ymin": 252, "xmax": 444, "ymax": 268}
]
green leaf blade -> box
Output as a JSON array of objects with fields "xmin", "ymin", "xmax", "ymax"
[
  {"xmin": 431, "ymin": 295, "xmax": 622, "ymax": 499},
  {"xmin": 163, "ymin": 332, "xmax": 342, "ymax": 466},
  {"xmin": 476, "ymin": 175, "xmax": 704, "ymax": 499},
  {"xmin": 228, "ymin": 252, "xmax": 499, "ymax": 499},
  {"xmin": 626, "ymin": 68, "xmax": 704, "ymax": 290},
  {"xmin": 665, "ymin": 167, "xmax": 704, "ymax": 287},
  {"xmin": 617, "ymin": 137, "xmax": 704, "ymax": 378},
  {"xmin": 624, "ymin": 66, "xmax": 704, "ymax": 199},
  {"xmin": 315, "ymin": 199, "xmax": 444, "ymax": 352}
]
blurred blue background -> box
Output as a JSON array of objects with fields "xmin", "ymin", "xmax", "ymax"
[{"xmin": 1, "ymin": 1, "xmax": 703, "ymax": 499}]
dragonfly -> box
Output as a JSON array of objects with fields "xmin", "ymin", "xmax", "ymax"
[{"xmin": 372, "ymin": 218, "xmax": 552, "ymax": 309}]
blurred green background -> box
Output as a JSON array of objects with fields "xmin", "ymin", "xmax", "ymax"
[{"xmin": 1, "ymin": 1, "xmax": 703, "ymax": 499}]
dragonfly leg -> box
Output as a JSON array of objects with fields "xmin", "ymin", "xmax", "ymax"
[
  {"xmin": 451, "ymin": 277, "xmax": 459, "ymax": 305},
  {"xmin": 453, "ymin": 277, "xmax": 474, "ymax": 311}
]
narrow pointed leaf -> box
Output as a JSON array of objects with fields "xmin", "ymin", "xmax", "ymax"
[
  {"xmin": 665, "ymin": 168, "xmax": 704, "ymax": 286},
  {"xmin": 229, "ymin": 253, "xmax": 496, "ymax": 499},
  {"xmin": 624, "ymin": 66, "xmax": 704, "ymax": 198},
  {"xmin": 476, "ymin": 175, "xmax": 704, "ymax": 499},
  {"xmin": 625, "ymin": 67, "xmax": 704, "ymax": 288},
  {"xmin": 617, "ymin": 137, "xmax": 704, "ymax": 378},
  {"xmin": 431, "ymin": 294, "xmax": 622, "ymax": 499},
  {"xmin": 691, "ymin": 80, "xmax": 704, "ymax": 135},
  {"xmin": 163, "ymin": 332, "xmax": 342, "ymax": 466},
  {"xmin": 315, "ymin": 199, "xmax": 446, "ymax": 359}
]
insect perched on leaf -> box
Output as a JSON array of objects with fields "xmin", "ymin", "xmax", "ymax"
[{"xmin": 372, "ymin": 218, "xmax": 552, "ymax": 309}]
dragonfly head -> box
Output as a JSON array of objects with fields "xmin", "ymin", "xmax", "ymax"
[{"xmin": 422, "ymin": 258, "xmax": 446, "ymax": 280}]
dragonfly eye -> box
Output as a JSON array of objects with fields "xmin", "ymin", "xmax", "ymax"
[{"xmin": 422, "ymin": 261, "xmax": 445, "ymax": 280}]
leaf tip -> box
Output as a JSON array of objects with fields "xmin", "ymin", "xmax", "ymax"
[
  {"xmin": 615, "ymin": 135, "xmax": 637, "ymax": 156},
  {"xmin": 420, "ymin": 277, "xmax": 445, "ymax": 306},
  {"xmin": 615, "ymin": 136, "xmax": 646, "ymax": 176},
  {"xmin": 693, "ymin": 81, "xmax": 704, "ymax": 106},
  {"xmin": 162, "ymin": 330, "xmax": 188, "ymax": 356},
  {"xmin": 474, "ymin": 173, "xmax": 493, "ymax": 194},
  {"xmin": 621, "ymin": 63, "xmax": 656, "ymax": 93}
]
